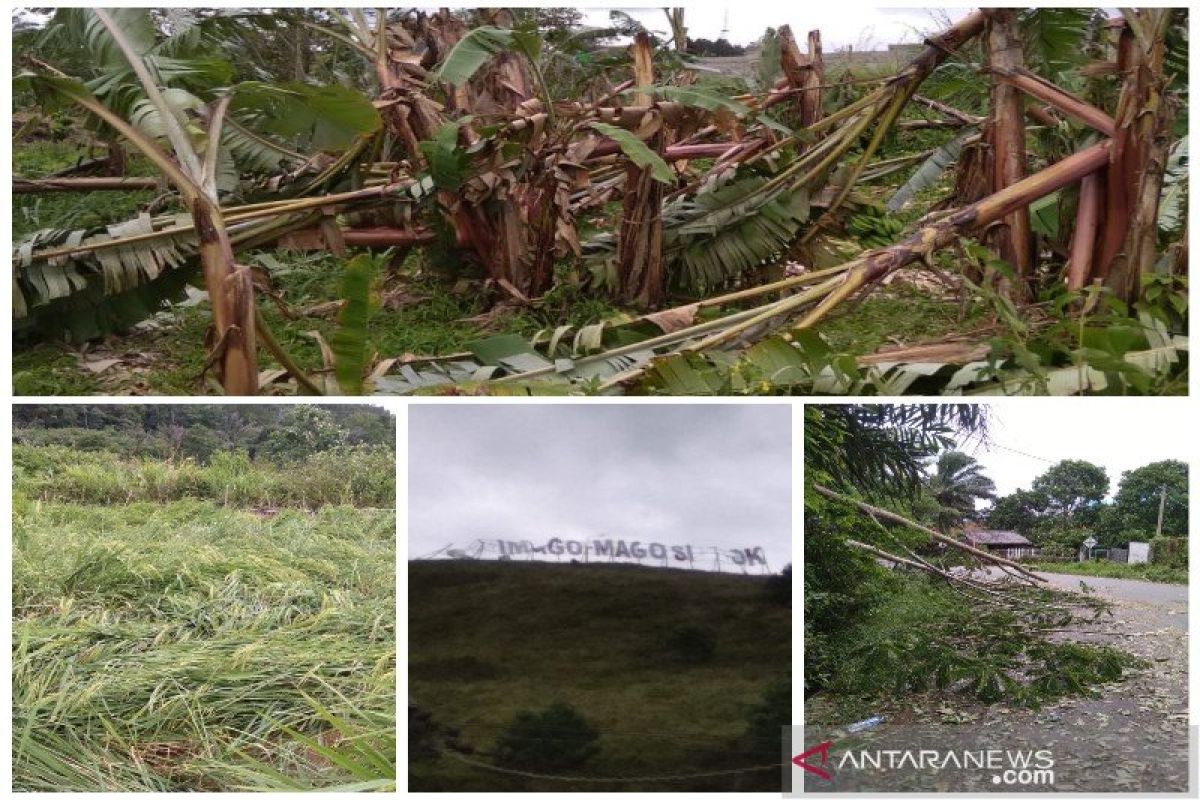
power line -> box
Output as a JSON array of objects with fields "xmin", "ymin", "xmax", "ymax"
[
  {"xmin": 416, "ymin": 717, "xmax": 783, "ymax": 746},
  {"xmin": 986, "ymin": 442, "xmax": 1056, "ymax": 464},
  {"xmin": 439, "ymin": 748, "xmax": 783, "ymax": 783}
]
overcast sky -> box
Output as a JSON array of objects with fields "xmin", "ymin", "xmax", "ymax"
[
  {"xmin": 408, "ymin": 404, "xmax": 792, "ymax": 568},
  {"xmin": 952, "ymin": 401, "xmax": 1191, "ymax": 502},
  {"xmin": 582, "ymin": 6, "xmax": 971, "ymax": 50}
]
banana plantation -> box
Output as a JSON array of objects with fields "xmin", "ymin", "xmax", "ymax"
[{"xmin": 11, "ymin": 8, "xmax": 1189, "ymax": 395}]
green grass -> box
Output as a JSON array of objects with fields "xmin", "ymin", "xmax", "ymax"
[
  {"xmin": 13, "ymin": 140, "xmax": 159, "ymax": 240},
  {"xmin": 1025, "ymin": 560, "xmax": 1188, "ymax": 585},
  {"xmin": 408, "ymin": 560, "xmax": 791, "ymax": 791},
  {"xmin": 13, "ymin": 494, "xmax": 396, "ymax": 791},
  {"xmin": 819, "ymin": 282, "xmax": 992, "ymax": 356},
  {"xmin": 14, "ymin": 444, "xmax": 394, "ymax": 509}
]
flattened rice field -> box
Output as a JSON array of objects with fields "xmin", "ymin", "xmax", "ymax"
[{"xmin": 12, "ymin": 446, "xmax": 396, "ymax": 791}]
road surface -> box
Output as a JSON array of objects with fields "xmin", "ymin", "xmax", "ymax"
[
  {"xmin": 972, "ymin": 568, "xmax": 1190, "ymax": 791},
  {"xmin": 977, "ymin": 566, "xmax": 1186, "ymax": 609}
]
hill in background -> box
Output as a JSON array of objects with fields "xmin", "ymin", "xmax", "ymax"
[{"xmin": 409, "ymin": 560, "xmax": 791, "ymax": 791}]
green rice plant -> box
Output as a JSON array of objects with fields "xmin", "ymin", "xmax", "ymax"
[
  {"xmin": 13, "ymin": 444, "xmax": 395, "ymax": 509},
  {"xmin": 12, "ymin": 500, "xmax": 396, "ymax": 791}
]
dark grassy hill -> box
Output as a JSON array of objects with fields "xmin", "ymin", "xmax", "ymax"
[{"xmin": 408, "ymin": 560, "xmax": 792, "ymax": 791}]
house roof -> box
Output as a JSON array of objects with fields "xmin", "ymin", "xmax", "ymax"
[{"xmin": 965, "ymin": 530, "xmax": 1034, "ymax": 546}]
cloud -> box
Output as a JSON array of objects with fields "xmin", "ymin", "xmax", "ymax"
[{"xmin": 957, "ymin": 400, "xmax": 1192, "ymax": 501}]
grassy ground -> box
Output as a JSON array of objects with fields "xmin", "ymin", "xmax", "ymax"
[
  {"xmin": 1025, "ymin": 560, "xmax": 1188, "ymax": 585},
  {"xmin": 14, "ymin": 140, "xmax": 158, "ymax": 240},
  {"xmin": 408, "ymin": 560, "xmax": 791, "ymax": 791},
  {"xmin": 12, "ymin": 447, "xmax": 396, "ymax": 791}
]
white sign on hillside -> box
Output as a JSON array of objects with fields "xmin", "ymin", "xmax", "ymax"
[{"xmin": 421, "ymin": 537, "xmax": 773, "ymax": 574}]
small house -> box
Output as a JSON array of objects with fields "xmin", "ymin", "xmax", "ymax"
[{"xmin": 963, "ymin": 529, "xmax": 1038, "ymax": 560}]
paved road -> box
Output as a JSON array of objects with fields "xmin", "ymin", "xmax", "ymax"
[
  {"xmin": 1030, "ymin": 569, "xmax": 1186, "ymax": 602},
  {"xmin": 974, "ymin": 567, "xmax": 1187, "ymax": 624}
]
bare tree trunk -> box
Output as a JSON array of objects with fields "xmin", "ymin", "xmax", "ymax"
[{"xmin": 984, "ymin": 9, "xmax": 1033, "ymax": 299}]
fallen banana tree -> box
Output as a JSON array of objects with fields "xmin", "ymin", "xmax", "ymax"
[
  {"xmin": 377, "ymin": 135, "xmax": 1185, "ymax": 394},
  {"xmin": 11, "ymin": 8, "xmax": 1188, "ymax": 395}
]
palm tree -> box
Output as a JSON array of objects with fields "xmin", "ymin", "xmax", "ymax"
[{"xmin": 924, "ymin": 450, "xmax": 997, "ymax": 533}]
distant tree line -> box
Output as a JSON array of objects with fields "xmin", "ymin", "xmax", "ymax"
[
  {"xmin": 686, "ymin": 37, "xmax": 746, "ymax": 57},
  {"xmin": 984, "ymin": 458, "xmax": 1188, "ymax": 551},
  {"xmin": 13, "ymin": 405, "xmax": 394, "ymax": 464}
]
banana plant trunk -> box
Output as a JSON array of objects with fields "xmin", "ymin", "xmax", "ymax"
[
  {"xmin": 984, "ymin": 9, "xmax": 1033, "ymax": 299},
  {"xmin": 616, "ymin": 32, "xmax": 667, "ymax": 307},
  {"xmin": 1066, "ymin": 171, "xmax": 1103, "ymax": 291},
  {"xmin": 1100, "ymin": 11, "xmax": 1176, "ymax": 302},
  {"xmin": 796, "ymin": 142, "xmax": 1111, "ymax": 329},
  {"xmin": 192, "ymin": 201, "xmax": 259, "ymax": 394},
  {"xmin": 778, "ymin": 26, "xmax": 824, "ymax": 137}
]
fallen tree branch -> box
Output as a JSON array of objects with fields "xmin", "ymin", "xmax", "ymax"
[
  {"xmin": 845, "ymin": 539, "xmax": 1020, "ymax": 605},
  {"xmin": 812, "ymin": 484, "xmax": 1047, "ymax": 583},
  {"xmin": 13, "ymin": 177, "xmax": 160, "ymax": 193},
  {"xmin": 793, "ymin": 141, "xmax": 1111, "ymax": 329}
]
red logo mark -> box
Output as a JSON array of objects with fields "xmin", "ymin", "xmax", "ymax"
[{"xmin": 793, "ymin": 740, "xmax": 833, "ymax": 781}]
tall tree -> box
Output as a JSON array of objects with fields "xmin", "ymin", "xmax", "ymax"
[
  {"xmin": 1030, "ymin": 459, "xmax": 1109, "ymax": 527},
  {"xmin": 985, "ymin": 488, "xmax": 1045, "ymax": 537},
  {"xmin": 1112, "ymin": 460, "xmax": 1188, "ymax": 538},
  {"xmin": 924, "ymin": 450, "xmax": 997, "ymax": 532}
]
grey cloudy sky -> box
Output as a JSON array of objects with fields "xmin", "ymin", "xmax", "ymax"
[
  {"xmin": 954, "ymin": 401, "xmax": 1192, "ymax": 502},
  {"xmin": 582, "ymin": 6, "xmax": 971, "ymax": 50},
  {"xmin": 408, "ymin": 404, "xmax": 793, "ymax": 568}
]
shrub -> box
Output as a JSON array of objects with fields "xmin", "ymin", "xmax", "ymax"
[
  {"xmin": 665, "ymin": 624, "xmax": 717, "ymax": 664},
  {"xmin": 493, "ymin": 702, "xmax": 600, "ymax": 771},
  {"xmin": 1150, "ymin": 535, "xmax": 1187, "ymax": 569}
]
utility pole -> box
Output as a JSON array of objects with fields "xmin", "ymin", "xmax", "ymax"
[{"xmin": 1156, "ymin": 485, "xmax": 1167, "ymax": 536}]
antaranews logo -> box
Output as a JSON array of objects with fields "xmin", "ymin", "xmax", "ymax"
[
  {"xmin": 792, "ymin": 741, "xmax": 833, "ymax": 781},
  {"xmin": 792, "ymin": 740, "xmax": 1055, "ymax": 789}
]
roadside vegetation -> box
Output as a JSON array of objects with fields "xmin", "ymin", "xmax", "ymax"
[
  {"xmin": 11, "ymin": 8, "xmax": 1188, "ymax": 395},
  {"xmin": 1024, "ymin": 560, "xmax": 1187, "ymax": 585},
  {"xmin": 804, "ymin": 406, "xmax": 1145, "ymax": 723},
  {"xmin": 984, "ymin": 457, "xmax": 1188, "ymax": 572},
  {"xmin": 12, "ymin": 407, "xmax": 396, "ymax": 791}
]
